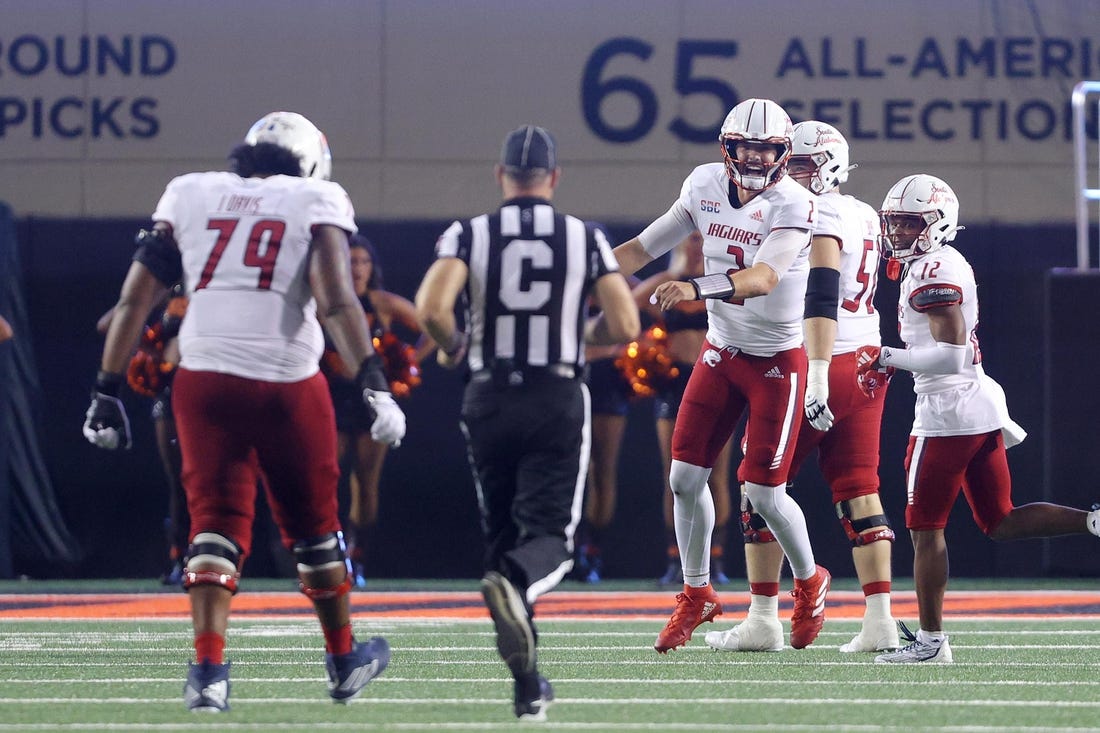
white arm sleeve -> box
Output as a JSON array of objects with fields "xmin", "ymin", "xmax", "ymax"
[
  {"xmin": 754, "ymin": 227, "xmax": 810, "ymax": 280},
  {"xmin": 637, "ymin": 202, "xmax": 697, "ymax": 259},
  {"xmin": 880, "ymin": 342, "xmax": 968, "ymax": 374}
]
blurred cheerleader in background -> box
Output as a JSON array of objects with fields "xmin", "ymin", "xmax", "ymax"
[
  {"xmin": 631, "ymin": 231, "xmax": 735, "ymax": 586},
  {"xmin": 98, "ymin": 287, "xmax": 191, "ymax": 584},
  {"xmin": 322, "ymin": 234, "xmax": 434, "ymax": 586}
]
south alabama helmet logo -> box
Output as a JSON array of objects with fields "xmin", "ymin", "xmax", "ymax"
[{"xmin": 702, "ymin": 348, "xmax": 722, "ymax": 367}]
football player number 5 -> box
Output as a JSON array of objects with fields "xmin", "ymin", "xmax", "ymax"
[
  {"xmin": 196, "ymin": 218, "xmax": 286, "ymax": 290},
  {"xmin": 840, "ymin": 238, "xmax": 879, "ymax": 314}
]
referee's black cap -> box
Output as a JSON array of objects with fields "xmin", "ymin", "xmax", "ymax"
[{"xmin": 500, "ymin": 125, "xmax": 557, "ymax": 170}]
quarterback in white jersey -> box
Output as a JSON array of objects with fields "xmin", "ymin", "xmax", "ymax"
[
  {"xmin": 715, "ymin": 122, "xmax": 900, "ymax": 656},
  {"xmin": 84, "ymin": 112, "xmax": 401, "ymax": 709},
  {"xmin": 858, "ymin": 174, "xmax": 1100, "ymax": 665},
  {"xmin": 646, "ymin": 164, "xmax": 814, "ymax": 353},
  {"xmin": 614, "ymin": 98, "xmax": 834, "ymax": 655}
]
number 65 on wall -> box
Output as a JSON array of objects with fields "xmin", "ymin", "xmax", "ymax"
[{"xmin": 581, "ymin": 37, "xmax": 738, "ymax": 144}]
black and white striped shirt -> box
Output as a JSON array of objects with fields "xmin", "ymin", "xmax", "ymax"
[{"xmin": 434, "ymin": 196, "xmax": 619, "ymax": 372}]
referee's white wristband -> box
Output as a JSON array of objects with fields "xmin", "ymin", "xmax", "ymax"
[{"xmin": 689, "ymin": 273, "xmax": 735, "ymax": 300}]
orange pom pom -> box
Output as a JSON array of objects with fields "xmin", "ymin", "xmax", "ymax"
[
  {"xmin": 126, "ymin": 322, "xmax": 172, "ymax": 397},
  {"xmin": 164, "ymin": 296, "xmax": 189, "ymax": 320},
  {"xmin": 373, "ymin": 332, "xmax": 422, "ymax": 399},
  {"xmin": 126, "ymin": 349, "xmax": 164, "ymax": 397},
  {"xmin": 614, "ymin": 324, "xmax": 680, "ymax": 399}
]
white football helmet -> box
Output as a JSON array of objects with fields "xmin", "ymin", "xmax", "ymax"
[
  {"xmin": 788, "ymin": 121, "xmax": 853, "ymax": 195},
  {"xmin": 878, "ymin": 174, "xmax": 963, "ymax": 261},
  {"xmin": 719, "ymin": 98, "xmax": 792, "ymax": 191},
  {"xmin": 244, "ymin": 111, "xmax": 332, "ymax": 180}
]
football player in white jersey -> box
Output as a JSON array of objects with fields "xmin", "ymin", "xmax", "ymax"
[
  {"xmin": 614, "ymin": 98, "xmax": 836, "ymax": 653},
  {"xmin": 709, "ymin": 122, "xmax": 900, "ymax": 654},
  {"xmin": 83, "ymin": 112, "xmax": 403, "ymax": 708},
  {"xmin": 857, "ymin": 174, "xmax": 1100, "ymax": 663}
]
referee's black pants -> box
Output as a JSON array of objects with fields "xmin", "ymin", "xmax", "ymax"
[{"xmin": 460, "ymin": 375, "xmax": 589, "ymax": 608}]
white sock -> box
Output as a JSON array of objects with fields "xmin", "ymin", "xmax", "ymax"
[
  {"xmin": 917, "ymin": 629, "xmax": 945, "ymax": 644},
  {"xmin": 746, "ymin": 594, "xmax": 779, "ymax": 623},
  {"xmin": 864, "ymin": 592, "xmax": 891, "ymax": 622}
]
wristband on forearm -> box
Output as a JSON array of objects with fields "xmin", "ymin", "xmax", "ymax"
[
  {"xmin": 807, "ymin": 358, "xmax": 830, "ymax": 384},
  {"xmin": 880, "ymin": 343, "xmax": 967, "ymax": 375},
  {"xmin": 688, "ymin": 273, "xmax": 735, "ymax": 300},
  {"xmin": 94, "ymin": 370, "xmax": 124, "ymax": 397},
  {"xmin": 355, "ymin": 354, "xmax": 390, "ymax": 393}
]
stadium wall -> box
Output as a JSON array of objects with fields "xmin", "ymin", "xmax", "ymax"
[
  {"xmin": 0, "ymin": 1, "xmax": 1097, "ymax": 228},
  {"xmin": 8, "ymin": 216, "xmax": 1099, "ymax": 581},
  {"xmin": 4, "ymin": 1, "xmax": 1100, "ymax": 579}
]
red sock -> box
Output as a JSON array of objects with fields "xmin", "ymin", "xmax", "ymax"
[
  {"xmin": 749, "ymin": 582, "xmax": 780, "ymax": 597},
  {"xmin": 862, "ymin": 581, "xmax": 891, "ymax": 596},
  {"xmin": 323, "ymin": 623, "xmax": 354, "ymax": 656},
  {"xmin": 194, "ymin": 631, "xmax": 225, "ymax": 665}
]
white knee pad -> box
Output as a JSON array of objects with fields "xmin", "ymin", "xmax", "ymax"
[
  {"xmin": 743, "ymin": 482, "xmax": 786, "ymax": 524},
  {"xmin": 669, "ymin": 460, "xmax": 712, "ymax": 499}
]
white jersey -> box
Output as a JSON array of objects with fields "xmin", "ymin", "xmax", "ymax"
[
  {"xmin": 643, "ymin": 163, "xmax": 815, "ymax": 356},
  {"xmin": 153, "ymin": 171, "xmax": 357, "ymax": 382},
  {"xmin": 814, "ymin": 191, "xmax": 881, "ymax": 353},
  {"xmin": 898, "ymin": 245, "xmax": 1024, "ymax": 445}
]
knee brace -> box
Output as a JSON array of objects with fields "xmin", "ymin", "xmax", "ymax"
[
  {"xmin": 835, "ymin": 500, "xmax": 895, "ymax": 547},
  {"xmin": 739, "ymin": 485, "xmax": 776, "ymax": 544},
  {"xmin": 294, "ymin": 532, "xmax": 352, "ymax": 601},
  {"xmin": 183, "ymin": 532, "xmax": 241, "ymax": 593}
]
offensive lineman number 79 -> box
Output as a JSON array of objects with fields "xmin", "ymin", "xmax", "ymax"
[{"xmin": 196, "ymin": 218, "xmax": 286, "ymax": 290}]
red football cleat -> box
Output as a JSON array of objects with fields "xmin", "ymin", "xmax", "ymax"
[
  {"xmin": 790, "ymin": 565, "xmax": 830, "ymax": 649},
  {"xmin": 654, "ymin": 584, "xmax": 722, "ymax": 653}
]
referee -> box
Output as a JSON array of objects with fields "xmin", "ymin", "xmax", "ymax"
[{"xmin": 415, "ymin": 124, "xmax": 639, "ymax": 722}]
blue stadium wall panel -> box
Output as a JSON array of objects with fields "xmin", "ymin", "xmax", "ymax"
[{"xmin": 13, "ymin": 217, "xmax": 1089, "ymax": 580}]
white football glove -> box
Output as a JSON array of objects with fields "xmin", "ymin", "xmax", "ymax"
[
  {"xmin": 803, "ymin": 359, "xmax": 833, "ymax": 432},
  {"xmin": 83, "ymin": 392, "xmax": 133, "ymax": 450},
  {"xmin": 364, "ymin": 389, "xmax": 406, "ymax": 446}
]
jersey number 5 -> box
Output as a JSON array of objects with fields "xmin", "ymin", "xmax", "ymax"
[
  {"xmin": 841, "ymin": 238, "xmax": 879, "ymax": 314},
  {"xmin": 196, "ymin": 218, "xmax": 287, "ymax": 290}
]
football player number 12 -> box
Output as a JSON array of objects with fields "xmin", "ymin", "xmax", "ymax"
[{"xmin": 196, "ymin": 218, "xmax": 286, "ymax": 291}]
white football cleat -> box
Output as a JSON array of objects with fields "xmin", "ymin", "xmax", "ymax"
[
  {"xmin": 704, "ymin": 617, "xmax": 784, "ymax": 652},
  {"xmin": 875, "ymin": 635, "xmax": 952, "ymax": 664},
  {"xmin": 840, "ymin": 618, "xmax": 900, "ymax": 653}
]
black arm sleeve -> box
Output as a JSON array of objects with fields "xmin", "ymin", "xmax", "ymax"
[
  {"xmin": 132, "ymin": 228, "xmax": 183, "ymax": 287},
  {"xmin": 804, "ymin": 267, "xmax": 840, "ymax": 320}
]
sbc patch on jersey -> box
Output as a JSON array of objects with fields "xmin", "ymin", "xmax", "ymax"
[{"xmin": 910, "ymin": 284, "xmax": 962, "ymax": 312}]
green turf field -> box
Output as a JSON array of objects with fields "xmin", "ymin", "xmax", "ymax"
[{"xmin": 0, "ymin": 616, "xmax": 1097, "ymax": 732}]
